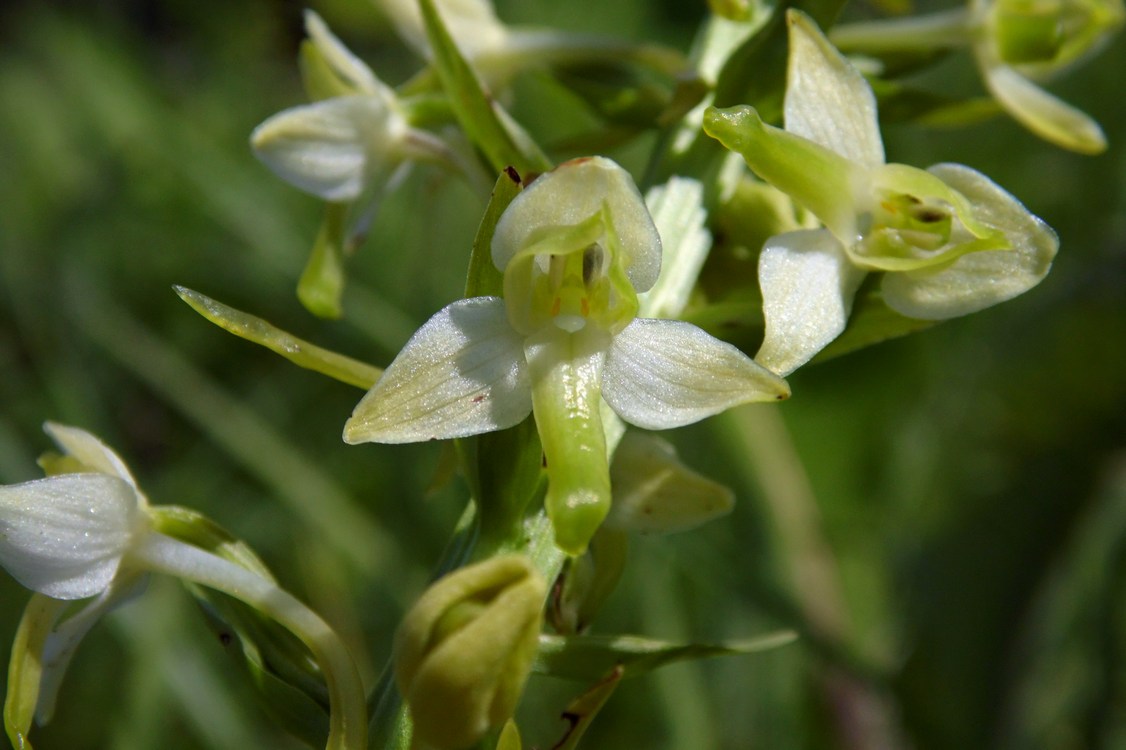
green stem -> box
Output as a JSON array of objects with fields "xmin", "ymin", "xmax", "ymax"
[
  {"xmin": 830, "ymin": 8, "xmax": 972, "ymax": 54},
  {"xmin": 131, "ymin": 533, "xmax": 368, "ymax": 750},
  {"xmin": 722, "ymin": 405, "xmax": 899, "ymax": 749}
]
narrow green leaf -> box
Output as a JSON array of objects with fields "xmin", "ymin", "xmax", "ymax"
[
  {"xmin": 534, "ymin": 630, "xmax": 798, "ymax": 681},
  {"xmin": 458, "ymin": 168, "xmax": 546, "ymax": 551},
  {"xmin": 150, "ymin": 506, "xmax": 328, "ymax": 696},
  {"xmin": 174, "ymin": 286, "xmax": 381, "ymax": 390},
  {"xmin": 465, "ymin": 416, "xmax": 545, "ymax": 551},
  {"xmin": 149, "ymin": 505, "xmax": 276, "ymax": 582},
  {"xmin": 417, "ymin": 0, "xmax": 551, "ymax": 175},
  {"xmin": 550, "ymin": 666, "xmax": 623, "ymax": 750}
]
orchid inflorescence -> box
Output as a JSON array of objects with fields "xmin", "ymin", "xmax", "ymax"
[{"xmin": 1, "ymin": 0, "xmax": 1116, "ymax": 748}]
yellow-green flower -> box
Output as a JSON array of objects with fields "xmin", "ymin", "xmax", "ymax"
[
  {"xmin": 344, "ymin": 157, "xmax": 788, "ymax": 554},
  {"xmin": 705, "ymin": 11, "xmax": 1059, "ymax": 375},
  {"xmin": 831, "ymin": 0, "xmax": 1125, "ymax": 153}
]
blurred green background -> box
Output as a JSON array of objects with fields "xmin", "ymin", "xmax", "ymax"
[{"xmin": 1, "ymin": 0, "xmax": 1124, "ymax": 748}]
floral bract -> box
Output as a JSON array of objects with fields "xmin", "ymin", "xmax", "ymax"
[{"xmin": 344, "ymin": 156, "xmax": 788, "ymax": 554}]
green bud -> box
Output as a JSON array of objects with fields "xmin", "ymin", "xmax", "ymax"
[{"xmin": 394, "ymin": 556, "xmax": 547, "ymax": 749}]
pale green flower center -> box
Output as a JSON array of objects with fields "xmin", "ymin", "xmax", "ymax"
[
  {"xmin": 502, "ymin": 207, "xmax": 639, "ymax": 337},
  {"xmin": 857, "ymin": 190, "xmax": 955, "ymax": 260}
]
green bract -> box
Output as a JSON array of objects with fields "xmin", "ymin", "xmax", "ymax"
[
  {"xmin": 704, "ymin": 11, "xmax": 1058, "ymax": 376},
  {"xmin": 344, "ymin": 157, "xmax": 789, "ymax": 555}
]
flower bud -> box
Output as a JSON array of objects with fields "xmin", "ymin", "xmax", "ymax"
[{"xmin": 394, "ymin": 555, "xmax": 546, "ymax": 749}]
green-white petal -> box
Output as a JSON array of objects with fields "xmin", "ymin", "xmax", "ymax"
[
  {"xmin": 601, "ymin": 318, "xmax": 790, "ymax": 430},
  {"xmin": 303, "ymin": 10, "xmax": 383, "ymax": 96},
  {"xmin": 43, "ymin": 422, "xmax": 138, "ymax": 489},
  {"xmin": 343, "ymin": 297, "xmax": 531, "ymax": 444},
  {"xmin": 880, "ymin": 163, "xmax": 1058, "ymax": 318},
  {"xmin": 785, "ymin": 10, "xmax": 885, "ymax": 167},
  {"xmin": 981, "ymin": 62, "xmax": 1107, "ymax": 154},
  {"xmin": 251, "ymin": 95, "xmax": 406, "ymax": 201},
  {"xmin": 0, "ymin": 474, "xmax": 143, "ymax": 600},
  {"xmin": 606, "ymin": 432, "xmax": 734, "ymax": 535},
  {"xmin": 756, "ymin": 228, "xmax": 868, "ymax": 376},
  {"xmin": 492, "ymin": 157, "xmax": 663, "ymax": 293}
]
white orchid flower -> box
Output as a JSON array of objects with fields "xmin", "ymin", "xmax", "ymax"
[
  {"xmin": 343, "ymin": 157, "xmax": 789, "ymax": 555},
  {"xmin": 251, "ymin": 10, "xmax": 474, "ymax": 212},
  {"xmin": 704, "ymin": 11, "xmax": 1059, "ymax": 376},
  {"xmin": 972, "ymin": 0, "xmax": 1123, "ymax": 152},
  {"xmin": 831, "ymin": 0, "xmax": 1124, "ymax": 154},
  {"xmin": 1, "ymin": 424, "xmax": 367, "ymax": 750},
  {"xmin": 250, "ymin": 10, "xmax": 488, "ymax": 317}
]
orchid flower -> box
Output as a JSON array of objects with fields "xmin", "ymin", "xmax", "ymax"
[
  {"xmin": 251, "ymin": 10, "xmax": 478, "ymax": 217},
  {"xmin": 704, "ymin": 11, "xmax": 1059, "ymax": 376},
  {"xmin": 1, "ymin": 424, "xmax": 367, "ymax": 750},
  {"xmin": 972, "ymin": 0, "xmax": 1123, "ymax": 152},
  {"xmin": 830, "ymin": 0, "xmax": 1125, "ymax": 153},
  {"xmin": 250, "ymin": 10, "xmax": 485, "ymax": 317},
  {"xmin": 343, "ymin": 157, "xmax": 789, "ymax": 555}
]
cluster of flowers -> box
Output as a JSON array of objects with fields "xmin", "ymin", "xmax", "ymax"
[{"xmin": 1, "ymin": 0, "xmax": 1118, "ymax": 747}]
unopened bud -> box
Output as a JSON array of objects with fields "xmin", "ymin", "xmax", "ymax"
[{"xmin": 394, "ymin": 555, "xmax": 546, "ymax": 749}]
